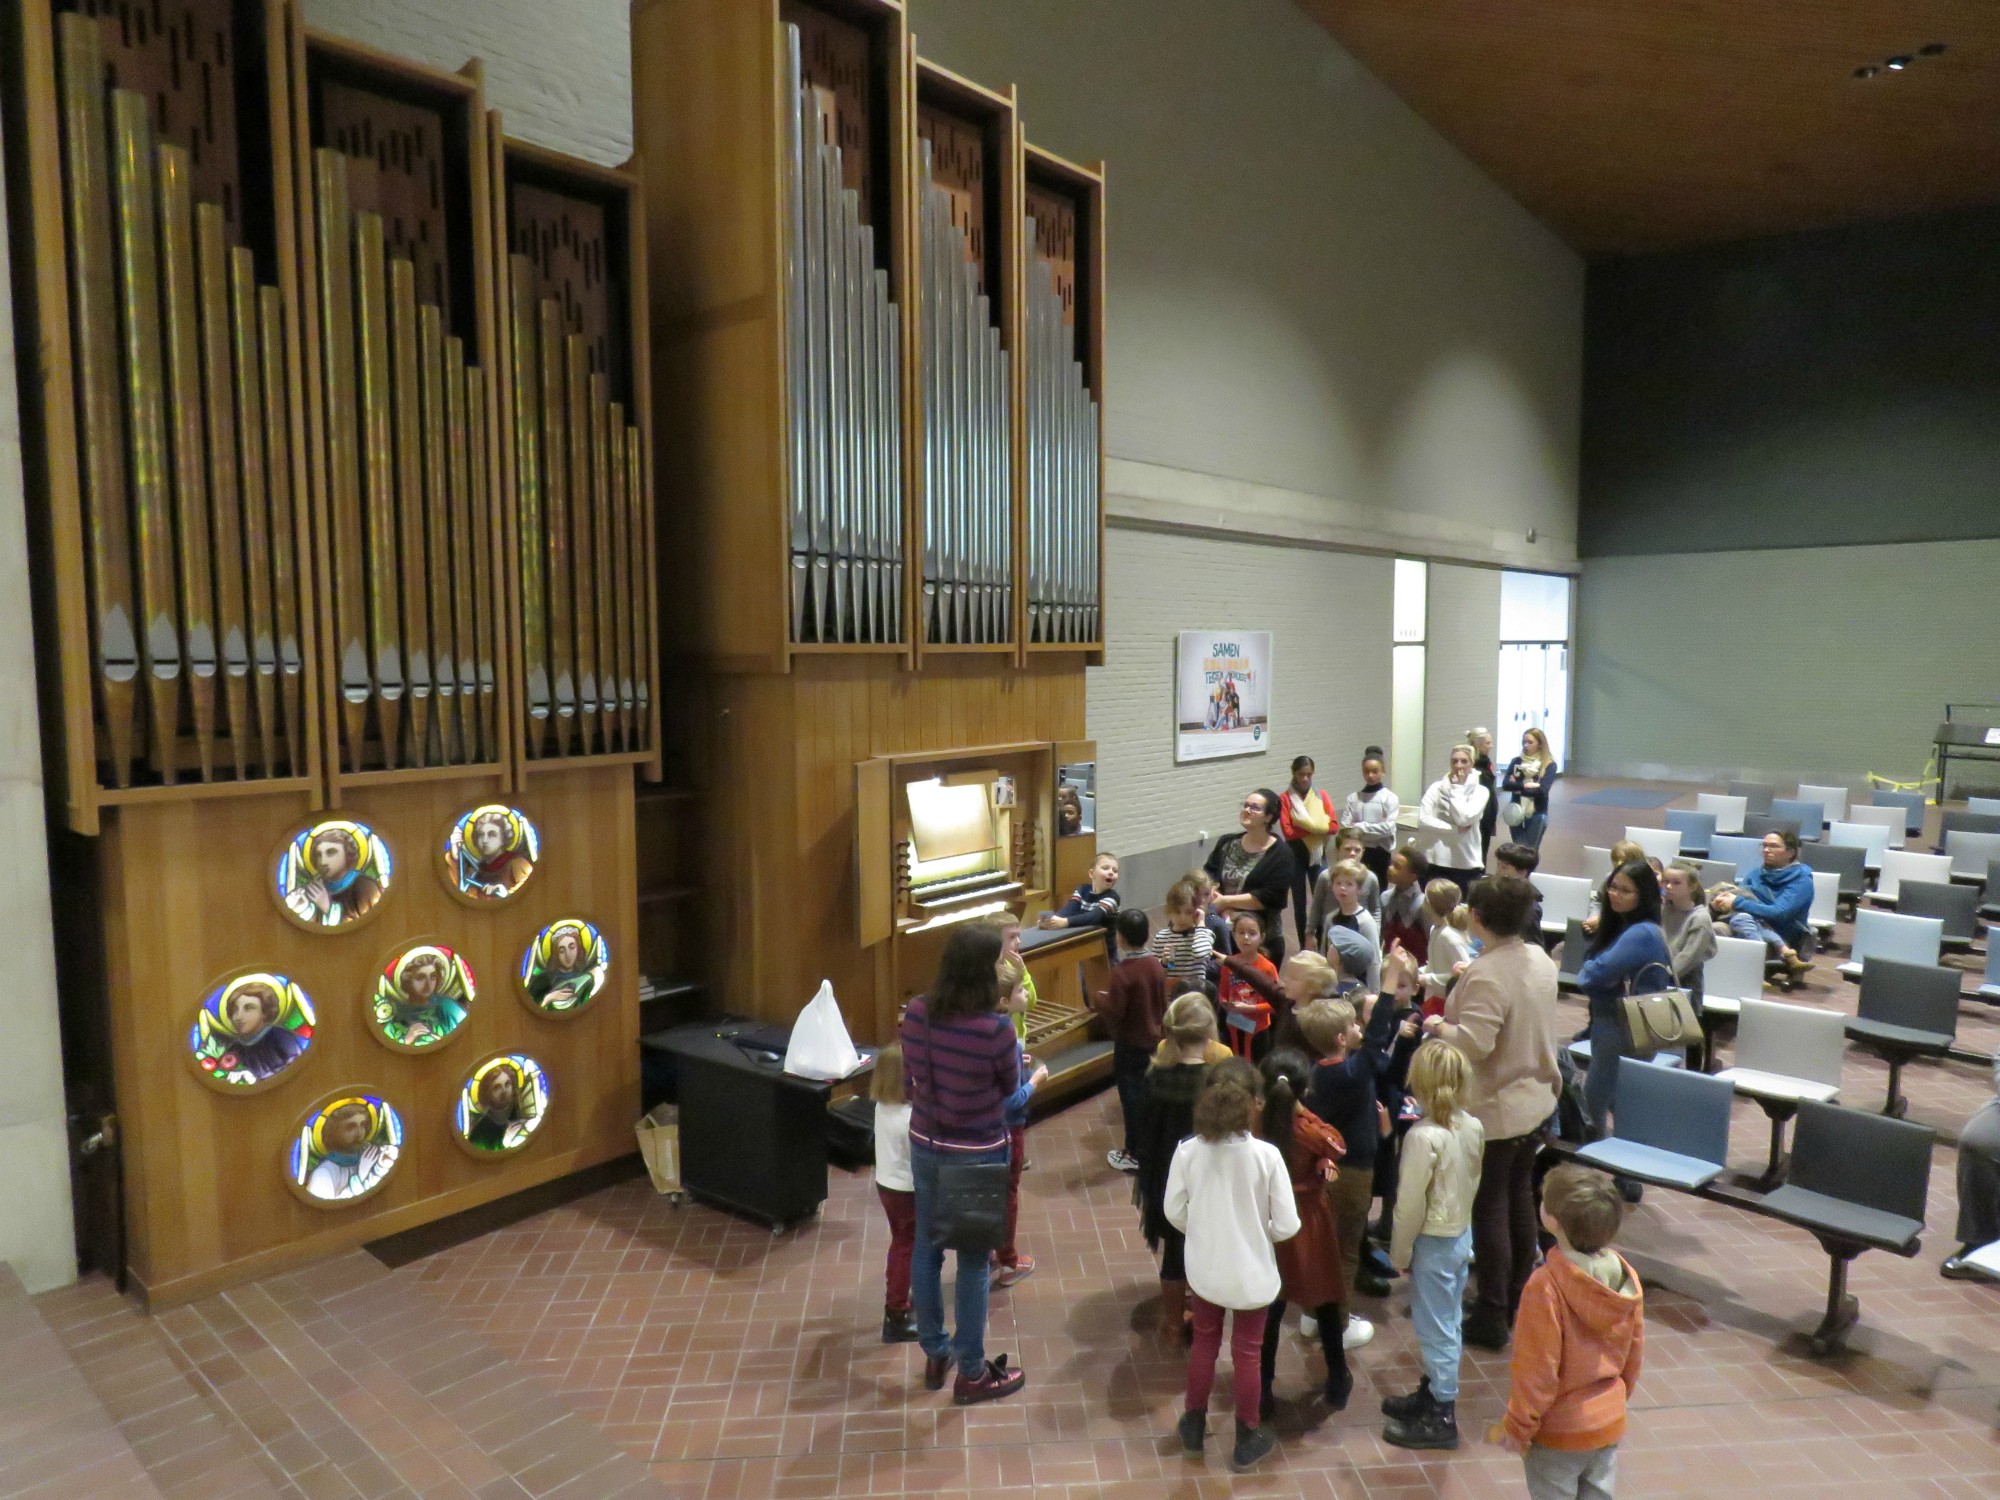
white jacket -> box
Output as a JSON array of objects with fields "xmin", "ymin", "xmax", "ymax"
[
  {"xmin": 1341, "ymin": 785, "xmax": 1401, "ymax": 850},
  {"xmin": 1419, "ymin": 776, "xmax": 1489, "ymax": 869},
  {"xmin": 1165, "ymin": 1132, "xmax": 1300, "ymax": 1309}
]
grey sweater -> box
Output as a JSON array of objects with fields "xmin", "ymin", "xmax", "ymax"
[{"xmin": 1662, "ymin": 903, "xmax": 1717, "ymax": 987}]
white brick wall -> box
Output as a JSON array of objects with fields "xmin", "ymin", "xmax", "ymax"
[
  {"xmin": 1423, "ymin": 562, "xmax": 1501, "ymax": 780},
  {"xmin": 1085, "ymin": 524, "xmax": 1393, "ymax": 861}
]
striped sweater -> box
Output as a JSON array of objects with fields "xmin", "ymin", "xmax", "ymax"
[{"xmin": 899, "ymin": 998, "xmax": 1020, "ymax": 1153}]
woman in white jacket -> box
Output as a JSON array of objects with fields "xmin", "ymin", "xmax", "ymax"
[{"xmin": 1419, "ymin": 745, "xmax": 1490, "ymax": 896}]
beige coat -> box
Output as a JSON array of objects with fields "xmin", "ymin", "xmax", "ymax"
[
  {"xmin": 1389, "ymin": 1110, "xmax": 1486, "ymax": 1270},
  {"xmin": 1436, "ymin": 936, "xmax": 1562, "ymax": 1141}
]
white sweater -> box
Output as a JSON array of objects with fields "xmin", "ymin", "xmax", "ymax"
[
  {"xmin": 1341, "ymin": 785, "xmax": 1401, "ymax": 850},
  {"xmin": 1419, "ymin": 776, "xmax": 1489, "ymax": 869},
  {"xmin": 1421, "ymin": 924, "xmax": 1475, "ymax": 998},
  {"xmin": 1164, "ymin": 1133, "xmax": 1300, "ymax": 1309},
  {"xmin": 873, "ymin": 1101, "xmax": 913, "ymax": 1192}
]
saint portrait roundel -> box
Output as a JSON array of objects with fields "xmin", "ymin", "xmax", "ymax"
[
  {"xmin": 274, "ymin": 818, "xmax": 393, "ymax": 932},
  {"xmin": 287, "ymin": 1092, "xmax": 403, "ymax": 1208},
  {"xmin": 442, "ymin": 804, "xmax": 540, "ymax": 905},
  {"xmin": 369, "ymin": 943, "xmax": 477, "ymax": 1052},
  {"xmin": 188, "ymin": 972, "xmax": 315, "ymax": 1093},
  {"xmin": 519, "ymin": 919, "xmax": 609, "ymax": 1017},
  {"xmin": 454, "ymin": 1054, "xmax": 551, "ymax": 1157}
]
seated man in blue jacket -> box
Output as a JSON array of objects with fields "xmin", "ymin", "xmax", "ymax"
[{"xmin": 1710, "ymin": 829, "xmax": 1814, "ymax": 979}]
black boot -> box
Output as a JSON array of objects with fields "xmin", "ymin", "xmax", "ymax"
[
  {"xmin": 1317, "ymin": 1304, "xmax": 1352, "ymax": 1410},
  {"xmin": 1230, "ymin": 1418, "xmax": 1277, "ymax": 1472},
  {"xmin": 1462, "ymin": 1305, "xmax": 1511, "ymax": 1351},
  {"xmin": 1176, "ymin": 1410, "xmax": 1205, "ymax": 1457},
  {"xmin": 1384, "ymin": 1391, "xmax": 1459, "ymax": 1451},
  {"xmin": 881, "ymin": 1307, "xmax": 919, "ymax": 1344},
  {"xmin": 1379, "ymin": 1374, "xmax": 1430, "ymax": 1420}
]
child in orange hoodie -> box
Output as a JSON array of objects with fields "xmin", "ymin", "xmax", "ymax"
[{"xmin": 1491, "ymin": 1163, "xmax": 1643, "ymax": 1499}]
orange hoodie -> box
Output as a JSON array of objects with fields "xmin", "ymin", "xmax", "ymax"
[{"xmin": 1501, "ymin": 1247, "xmax": 1644, "ymax": 1452}]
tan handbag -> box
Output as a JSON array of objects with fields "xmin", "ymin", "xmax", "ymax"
[{"xmin": 1618, "ymin": 961, "xmax": 1701, "ymax": 1056}]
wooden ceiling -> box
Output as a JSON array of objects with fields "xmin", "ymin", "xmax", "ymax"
[{"xmin": 1295, "ymin": 0, "xmax": 2000, "ymax": 255}]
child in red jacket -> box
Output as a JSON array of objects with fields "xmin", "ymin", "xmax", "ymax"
[
  {"xmin": 1217, "ymin": 911, "xmax": 1278, "ymax": 1059},
  {"xmin": 1490, "ymin": 1163, "xmax": 1644, "ymax": 1498},
  {"xmin": 1093, "ymin": 908, "xmax": 1171, "ymax": 1173}
]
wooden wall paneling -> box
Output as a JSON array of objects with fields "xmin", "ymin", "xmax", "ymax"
[
  {"xmin": 297, "ymin": 30, "xmax": 508, "ymax": 796},
  {"xmin": 102, "ymin": 766, "xmax": 639, "ymax": 1302},
  {"xmin": 908, "ymin": 56, "xmax": 1018, "ymax": 660},
  {"xmin": 626, "ymin": 156, "xmax": 663, "ymax": 781},
  {"xmin": 632, "ymin": 0, "xmax": 911, "ymax": 669},
  {"xmin": 1019, "ymin": 141, "xmax": 1105, "ymax": 663}
]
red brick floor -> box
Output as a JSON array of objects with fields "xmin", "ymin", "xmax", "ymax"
[{"xmin": 26, "ymin": 779, "xmax": 2000, "ymax": 1498}]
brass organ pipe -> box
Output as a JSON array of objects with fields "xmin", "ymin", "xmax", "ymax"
[
  {"xmin": 354, "ymin": 211, "xmax": 403, "ymax": 766},
  {"xmin": 565, "ymin": 334, "xmax": 597, "ymax": 752},
  {"xmin": 467, "ymin": 364, "xmax": 499, "ymax": 761},
  {"xmin": 590, "ymin": 375, "xmax": 617, "ymax": 749},
  {"xmin": 313, "ymin": 151, "xmax": 367, "ymax": 768},
  {"xmin": 58, "ymin": 16, "xmax": 138, "ymax": 787},
  {"xmin": 230, "ymin": 249, "xmax": 278, "ymax": 778},
  {"xmin": 507, "ymin": 262, "xmax": 548, "ymax": 753},
  {"xmin": 196, "ymin": 204, "xmax": 250, "ymax": 778},
  {"xmin": 258, "ymin": 286, "xmax": 302, "ymax": 775},
  {"xmin": 389, "ymin": 260, "xmax": 431, "ymax": 766},
  {"xmin": 420, "ymin": 306, "xmax": 457, "ymax": 763},
  {"xmin": 627, "ymin": 428, "xmax": 650, "ymax": 733},
  {"xmin": 539, "ymin": 299, "xmax": 574, "ymax": 752},
  {"xmin": 607, "ymin": 407, "xmax": 632, "ymax": 746},
  {"xmin": 157, "ymin": 142, "xmax": 218, "ymax": 779},
  {"xmin": 444, "ymin": 336, "xmax": 477, "ymax": 761},
  {"xmin": 783, "ymin": 24, "xmax": 809, "ymax": 641}
]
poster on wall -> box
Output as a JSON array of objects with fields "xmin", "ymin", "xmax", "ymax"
[{"xmin": 1174, "ymin": 630, "xmax": 1273, "ymax": 763}]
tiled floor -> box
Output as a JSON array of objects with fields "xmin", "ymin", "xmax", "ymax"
[{"xmin": 24, "ymin": 778, "xmax": 2000, "ymax": 1498}]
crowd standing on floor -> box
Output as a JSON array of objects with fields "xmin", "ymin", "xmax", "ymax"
[{"xmin": 877, "ymin": 729, "xmax": 1754, "ymax": 1490}]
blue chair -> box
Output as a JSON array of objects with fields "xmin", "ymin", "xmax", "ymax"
[
  {"xmin": 1868, "ymin": 789, "xmax": 1926, "ymax": 837},
  {"xmin": 1710, "ymin": 834, "xmax": 1764, "ymax": 877},
  {"xmin": 1772, "ymin": 799, "xmax": 1824, "ymax": 841},
  {"xmin": 1578, "ymin": 1059, "xmax": 1734, "ymax": 1190},
  {"xmin": 1938, "ymin": 811, "xmax": 2000, "ymax": 852},
  {"xmin": 1757, "ymin": 1100, "xmax": 1933, "ymax": 1356},
  {"xmin": 1663, "ymin": 809, "xmax": 1716, "ymax": 857}
]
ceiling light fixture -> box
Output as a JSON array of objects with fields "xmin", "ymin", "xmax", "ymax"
[
  {"xmin": 1919, "ymin": 42, "xmax": 1948, "ymax": 56},
  {"xmin": 1885, "ymin": 55, "xmax": 1911, "ymax": 70},
  {"xmin": 1853, "ymin": 64, "xmax": 1878, "ymax": 79}
]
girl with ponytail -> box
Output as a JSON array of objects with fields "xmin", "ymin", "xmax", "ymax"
[{"xmin": 1254, "ymin": 1048, "xmax": 1353, "ymax": 1418}]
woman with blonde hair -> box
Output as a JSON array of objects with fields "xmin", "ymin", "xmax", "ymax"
[
  {"xmin": 1418, "ymin": 745, "xmax": 1490, "ymax": 896},
  {"xmin": 1137, "ymin": 994, "xmax": 1229, "ymax": 1342},
  {"xmin": 1500, "ymin": 727, "xmax": 1559, "ymax": 851}
]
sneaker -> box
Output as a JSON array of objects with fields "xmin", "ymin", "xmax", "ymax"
[
  {"xmin": 922, "ymin": 1351, "xmax": 950, "ymax": 1391},
  {"xmin": 1107, "ymin": 1149, "xmax": 1140, "ymax": 1173},
  {"xmin": 990, "ymin": 1254, "xmax": 1036, "ymax": 1288},
  {"xmin": 1176, "ymin": 1410, "xmax": 1205, "ymax": 1457},
  {"xmin": 1383, "ymin": 1396, "xmax": 1458, "ymax": 1451},
  {"xmin": 1363, "ymin": 1244, "xmax": 1400, "ymax": 1281},
  {"xmin": 1297, "ymin": 1313, "xmax": 1318, "ymax": 1340},
  {"xmin": 881, "ymin": 1308, "xmax": 919, "ymax": 1344},
  {"xmin": 1380, "ymin": 1376, "xmax": 1431, "ymax": 1421},
  {"xmin": 1354, "ymin": 1271, "xmax": 1393, "ymax": 1298},
  {"xmin": 1230, "ymin": 1420, "xmax": 1278, "ymax": 1473},
  {"xmin": 952, "ymin": 1355, "xmax": 1026, "ymax": 1405},
  {"xmin": 1341, "ymin": 1315, "xmax": 1375, "ymax": 1351},
  {"xmin": 1462, "ymin": 1307, "xmax": 1510, "ymax": 1351},
  {"xmin": 1941, "ymin": 1252, "xmax": 1992, "ymax": 1282}
]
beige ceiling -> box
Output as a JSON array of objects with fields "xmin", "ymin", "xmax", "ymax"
[{"xmin": 1294, "ymin": 0, "xmax": 2000, "ymax": 255}]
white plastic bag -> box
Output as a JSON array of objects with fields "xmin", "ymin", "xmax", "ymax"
[{"xmin": 784, "ymin": 980, "xmax": 862, "ymax": 1080}]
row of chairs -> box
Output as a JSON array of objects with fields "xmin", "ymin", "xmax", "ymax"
[{"xmin": 1572, "ymin": 1048, "xmax": 1931, "ymax": 1358}]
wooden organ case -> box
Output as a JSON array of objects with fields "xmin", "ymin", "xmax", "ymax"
[
  {"xmin": 2, "ymin": 0, "xmax": 666, "ymax": 1301},
  {"xmin": 632, "ymin": 0, "xmax": 1109, "ymax": 1071}
]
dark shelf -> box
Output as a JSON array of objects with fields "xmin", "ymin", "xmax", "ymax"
[
  {"xmin": 635, "ymin": 785, "xmax": 698, "ymax": 806},
  {"xmin": 638, "ymin": 885, "xmax": 701, "ymax": 906}
]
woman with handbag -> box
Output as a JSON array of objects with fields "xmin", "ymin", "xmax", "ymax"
[
  {"xmin": 899, "ymin": 924, "xmax": 1028, "ymax": 1405},
  {"xmin": 1573, "ymin": 861, "xmax": 1670, "ymax": 1137}
]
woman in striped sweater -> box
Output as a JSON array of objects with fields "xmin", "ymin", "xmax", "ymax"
[{"xmin": 900, "ymin": 924, "xmax": 1029, "ymax": 1405}]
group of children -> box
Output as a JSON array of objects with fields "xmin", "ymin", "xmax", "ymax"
[{"xmin": 863, "ymin": 785, "xmax": 1645, "ymax": 1491}]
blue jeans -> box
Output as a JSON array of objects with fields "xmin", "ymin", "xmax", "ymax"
[
  {"xmin": 911, "ymin": 1139, "xmax": 1008, "ymax": 1379},
  {"xmin": 1409, "ymin": 1228, "xmax": 1473, "ymax": 1401},
  {"xmin": 1726, "ymin": 911, "xmax": 1785, "ymax": 955},
  {"xmin": 1583, "ymin": 997, "xmax": 1624, "ymax": 1134},
  {"xmin": 1519, "ymin": 810, "xmax": 1548, "ymax": 849}
]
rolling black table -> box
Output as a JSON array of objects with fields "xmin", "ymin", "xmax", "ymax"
[{"xmin": 640, "ymin": 1020, "xmax": 872, "ymax": 1232}]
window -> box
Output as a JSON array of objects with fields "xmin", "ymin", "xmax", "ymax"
[
  {"xmin": 1390, "ymin": 560, "xmax": 1427, "ymax": 802},
  {"xmin": 1497, "ymin": 571, "xmax": 1571, "ymax": 769}
]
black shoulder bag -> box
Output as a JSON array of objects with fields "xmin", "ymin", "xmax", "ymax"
[{"xmin": 920, "ymin": 1005, "xmax": 1013, "ymax": 1253}]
